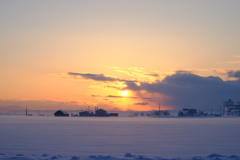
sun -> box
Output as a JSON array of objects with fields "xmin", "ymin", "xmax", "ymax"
[{"xmin": 121, "ymin": 90, "xmax": 129, "ymax": 96}]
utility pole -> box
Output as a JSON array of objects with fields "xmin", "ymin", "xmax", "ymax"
[
  {"xmin": 26, "ymin": 106, "xmax": 28, "ymax": 116},
  {"xmin": 159, "ymin": 103, "xmax": 161, "ymax": 117},
  {"xmin": 220, "ymin": 105, "xmax": 222, "ymax": 116}
]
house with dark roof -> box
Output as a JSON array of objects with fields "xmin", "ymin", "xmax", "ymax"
[
  {"xmin": 95, "ymin": 109, "xmax": 109, "ymax": 117},
  {"xmin": 54, "ymin": 110, "xmax": 69, "ymax": 117}
]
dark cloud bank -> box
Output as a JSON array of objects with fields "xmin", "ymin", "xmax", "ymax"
[
  {"xmin": 126, "ymin": 71, "xmax": 240, "ymax": 109},
  {"xmin": 227, "ymin": 70, "xmax": 240, "ymax": 78},
  {"xmin": 68, "ymin": 70, "xmax": 240, "ymax": 109}
]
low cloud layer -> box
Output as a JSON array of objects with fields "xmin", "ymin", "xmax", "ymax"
[
  {"xmin": 144, "ymin": 74, "xmax": 159, "ymax": 77},
  {"xmin": 133, "ymin": 102, "xmax": 148, "ymax": 105},
  {"xmin": 68, "ymin": 72, "xmax": 136, "ymax": 82},
  {"xmin": 68, "ymin": 72, "xmax": 118, "ymax": 81},
  {"xmin": 91, "ymin": 95, "xmax": 138, "ymax": 99},
  {"xmin": 0, "ymin": 100, "xmax": 84, "ymax": 111},
  {"xmin": 126, "ymin": 71, "xmax": 240, "ymax": 109},
  {"xmin": 106, "ymin": 95, "xmax": 137, "ymax": 99}
]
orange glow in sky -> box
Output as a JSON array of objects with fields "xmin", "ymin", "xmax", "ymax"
[{"xmin": 0, "ymin": 1, "xmax": 240, "ymax": 112}]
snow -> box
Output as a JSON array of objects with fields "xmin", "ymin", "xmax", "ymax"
[
  {"xmin": 0, "ymin": 153, "xmax": 240, "ymax": 160},
  {"xmin": 0, "ymin": 116, "xmax": 239, "ymax": 160}
]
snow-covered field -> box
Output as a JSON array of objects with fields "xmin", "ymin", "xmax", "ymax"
[{"xmin": 0, "ymin": 116, "xmax": 239, "ymax": 160}]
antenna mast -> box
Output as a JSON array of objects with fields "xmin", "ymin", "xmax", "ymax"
[{"xmin": 220, "ymin": 105, "xmax": 222, "ymax": 116}]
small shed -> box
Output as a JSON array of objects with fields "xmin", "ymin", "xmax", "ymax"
[{"xmin": 54, "ymin": 110, "xmax": 69, "ymax": 117}]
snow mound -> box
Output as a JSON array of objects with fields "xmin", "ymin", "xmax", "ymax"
[
  {"xmin": 228, "ymin": 155, "xmax": 240, "ymax": 159},
  {"xmin": 125, "ymin": 153, "xmax": 135, "ymax": 158},
  {"xmin": 41, "ymin": 154, "xmax": 49, "ymax": 157},
  {"xmin": 1, "ymin": 154, "xmax": 240, "ymax": 160},
  {"xmin": 71, "ymin": 156, "xmax": 80, "ymax": 160},
  {"xmin": 88, "ymin": 155, "xmax": 113, "ymax": 160},
  {"xmin": 207, "ymin": 154, "xmax": 226, "ymax": 158},
  {"xmin": 50, "ymin": 156, "xmax": 58, "ymax": 159},
  {"xmin": 15, "ymin": 154, "xmax": 24, "ymax": 157}
]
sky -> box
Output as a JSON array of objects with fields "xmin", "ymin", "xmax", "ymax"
[{"xmin": 0, "ymin": 1, "xmax": 240, "ymax": 112}]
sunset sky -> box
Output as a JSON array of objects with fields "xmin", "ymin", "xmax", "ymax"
[{"xmin": 1, "ymin": 1, "xmax": 240, "ymax": 111}]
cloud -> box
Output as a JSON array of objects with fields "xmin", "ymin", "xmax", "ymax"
[
  {"xmin": 214, "ymin": 69, "xmax": 240, "ymax": 80},
  {"xmin": 112, "ymin": 67, "xmax": 163, "ymax": 81},
  {"xmin": 68, "ymin": 72, "xmax": 136, "ymax": 82},
  {"xmin": 106, "ymin": 95, "xmax": 138, "ymax": 99},
  {"xmin": 92, "ymin": 95, "xmax": 149, "ymax": 99},
  {"xmin": 175, "ymin": 70, "xmax": 192, "ymax": 74},
  {"xmin": 91, "ymin": 95, "xmax": 101, "ymax": 97},
  {"xmin": 144, "ymin": 74, "xmax": 159, "ymax": 77},
  {"xmin": 106, "ymin": 95, "xmax": 124, "ymax": 98},
  {"xmin": 0, "ymin": 100, "xmax": 86, "ymax": 111},
  {"xmin": 125, "ymin": 71, "xmax": 240, "ymax": 109},
  {"xmin": 142, "ymin": 97, "xmax": 153, "ymax": 100},
  {"xmin": 68, "ymin": 101, "xmax": 78, "ymax": 104},
  {"xmin": 227, "ymin": 70, "xmax": 240, "ymax": 78},
  {"xmin": 133, "ymin": 102, "xmax": 148, "ymax": 105},
  {"xmin": 68, "ymin": 72, "xmax": 118, "ymax": 81}
]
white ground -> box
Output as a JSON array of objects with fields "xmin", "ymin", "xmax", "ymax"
[{"xmin": 0, "ymin": 116, "xmax": 239, "ymax": 160}]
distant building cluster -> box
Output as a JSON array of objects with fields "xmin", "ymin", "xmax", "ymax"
[
  {"xmin": 178, "ymin": 108, "xmax": 209, "ymax": 117},
  {"xmin": 54, "ymin": 99, "xmax": 240, "ymax": 117},
  {"xmin": 2, "ymin": 99, "xmax": 239, "ymax": 117},
  {"xmin": 178, "ymin": 99, "xmax": 240, "ymax": 117},
  {"xmin": 54, "ymin": 108, "xmax": 118, "ymax": 117},
  {"xmin": 129, "ymin": 110, "xmax": 172, "ymax": 117},
  {"xmin": 178, "ymin": 109, "xmax": 198, "ymax": 116},
  {"xmin": 223, "ymin": 99, "xmax": 240, "ymax": 116}
]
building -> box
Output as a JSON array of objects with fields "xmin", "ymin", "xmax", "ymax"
[
  {"xmin": 78, "ymin": 107, "xmax": 119, "ymax": 117},
  {"xmin": 178, "ymin": 108, "xmax": 197, "ymax": 116},
  {"xmin": 54, "ymin": 110, "xmax": 69, "ymax": 117},
  {"xmin": 79, "ymin": 111, "xmax": 94, "ymax": 117},
  {"xmin": 223, "ymin": 99, "xmax": 240, "ymax": 116},
  {"xmin": 95, "ymin": 109, "xmax": 109, "ymax": 117}
]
